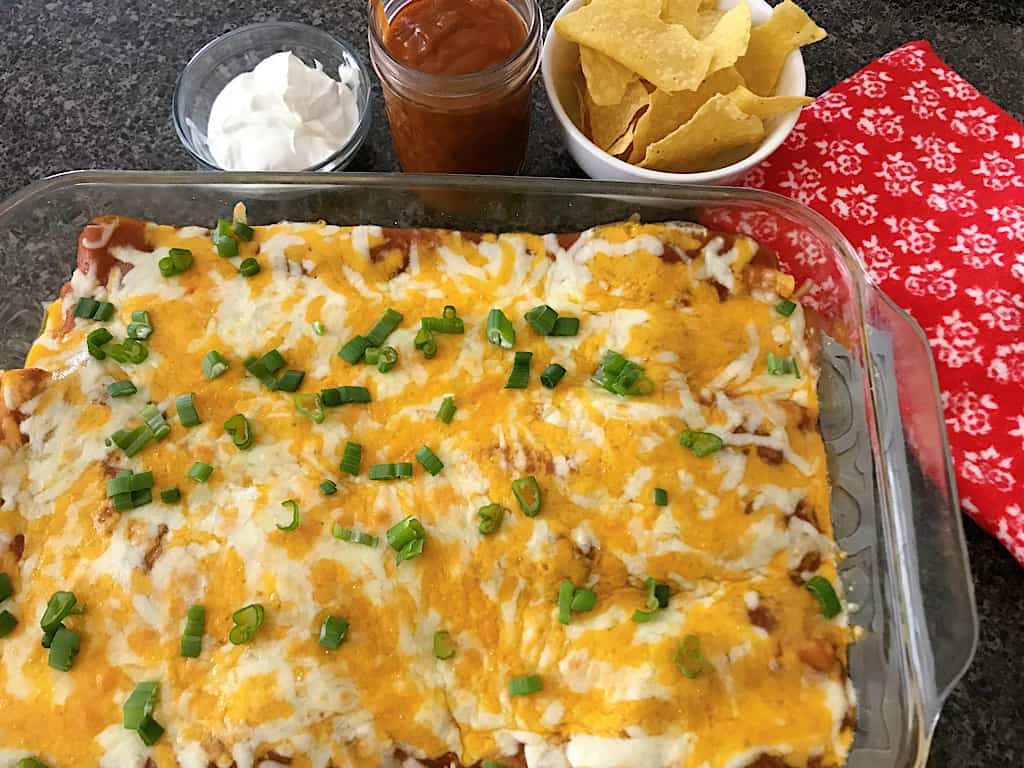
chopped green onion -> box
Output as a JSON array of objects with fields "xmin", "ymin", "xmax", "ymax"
[
  {"xmin": 331, "ymin": 524, "xmax": 379, "ymax": 547},
  {"xmin": 806, "ymin": 575, "xmax": 842, "ymax": 619},
  {"xmin": 366, "ymin": 308, "xmax": 404, "ymax": 347},
  {"xmin": 215, "ymin": 219, "xmax": 233, "ymax": 238},
  {"xmin": 187, "ymin": 462, "xmax": 213, "ymax": 483},
  {"xmin": 369, "ymin": 462, "xmax": 413, "ymax": 481},
  {"xmin": 169, "ymin": 247, "xmax": 194, "ymax": 273},
  {"xmin": 73, "ymin": 297, "xmax": 100, "ymax": 319},
  {"xmin": 293, "ymin": 393, "xmax": 325, "ymax": 424},
  {"xmin": 414, "ymin": 327, "xmax": 438, "ymax": 359},
  {"xmin": 123, "ymin": 681, "xmax": 159, "ymax": 730},
  {"xmin": 106, "ymin": 339, "xmax": 149, "ymax": 365},
  {"xmin": 339, "ymin": 335, "xmax": 371, "ymax": 365},
  {"xmin": 0, "ymin": 572, "xmax": 12, "ymax": 603},
  {"xmin": 126, "ymin": 310, "xmax": 153, "ymax": 340},
  {"xmin": 653, "ymin": 487, "xmax": 668, "ymax": 506},
  {"xmin": 591, "ymin": 350, "xmax": 653, "ymax": 396},
  {"xmin": 93, "ymin": 301, "xmax": 115, "ymax": 322},
  {"xmin": 512, "ymin": 475, "xmax": 541, "ymax": 517},
  {"xmin": 321, "ymin": 386, "xmax": 371, "ymax": 406},
  {"xmin": 477, "ymin": 503, "xmax": 505, "ymax": 535},
  {"xmin": 386, "ymin": 516, "xmax": 426, "ymax": 564},
  {"xmin": 505, "ymin": 350, "xmax": 532, "ymax": 389},
  {"xmin": 238, "ymin": 257, "xmax": 261, "ymax": 277},
  {"xmin": 277, "ymin": 499, "xmax": 300, "ymax": 532},
  {"xmin": 340, "ymin": 441, "xmax": 362, "ymax": 475},
  {"xmin": 87, "ymin": 327, "xmax": 113, "ymax": 358},
  {"xmin": 118, "ymin": 426, "xmax": 153, "ymax": 458},
  {"xmin": 437, "ymin": 396, "xmax": 456, "ymax": 424},
  {"xmin": 180, "ymin": 604, "xmax": 205, "ymax": 658},
  {"xmin": 14, "ymin": 759, "xmax": 50, "ymax": 768},
  {"xmin": 160, "ymin": 487, "xmax": 181, "ymax": 504},
  {"xmin": 632, "ymin": 577, "xmax": 671, "ymax": 623},
  {"xmin": 486, "ymin": 308, "xmax": 515, "ymax": 348},
  {"xmin": 0, "ymin": 610, "xmax": 17, "ymax": 638},
  {"xmin": 233, "ymin": 221, "xmax": 255, "ymax": 241},
  {"xmin": 47, "ymin": 626, "xmax": 80, "ymax": 671},
  {"xmin": 776, "ymin": 298, "xmax": 797, "ymax": 317},
  {"xmin": 766, "ymin": 351, "xmax": 800, "ymax": 377},
  {"xmin": 571, "ymin": 587, "xmax": 597, "ymax": 612},
  {"xmin": 433, "ymin": 630, "xmax": 456, "ymax": 660},
  {"xmin": 141, "ymin": 404, "xmax": 170, "ymax": 440},
  {"xmin": 320, "ymin": 480, "xmax": 338, "ymax": 496},
  {"xmin": 159, "ymin": 256, "xmax": 175, "ymax": 277},
  {"xmin": 364, "ymin": 345, "xmax": 398, "ymax": 373},
  {"xmin": 137, "ymin": 716, "xmax": 164, "ymax": 746},
  {"xmin": 202, "ymin": 350, "xmax": 230, "ymax": 380},
  {"xmin": 260, "ymin": 349, "xmax": 286, "ymax": 375},
  {"xmin": 508, "ymin": 674, "xmax": 542, "ymax": 696},
  {"xmin": 679, "ymin": 430, "xmax": 724, "ymax": 458},
  {"xmin": 312, "ymin": 320, "xmax": 326, "ymax": 336},
  {"xmin": 243, "ymin": 355, "xmax": 277, "ymax": 389},
  {"xmin": 674, "ymin": 634, "xmax": 704, "ymax": 679},
  {"xmin": 275, "ymin": 369, "xmax": 305, "ymax": 392},
  {"xmin": 175, "ymin": 392, "xmax": 201, "ymax": 427},
  {"xmin": 229, "ymin": 603, "xmax": 265, "ymax": 645},
  {"xmin": 213, "ymin": 219, "xmax": 238, "ymax": 257},
  {"xmin": 550, "ymin": 317, "xmax": 580, "ymax": 336},
  {"xmin": 481, "ymin": 763, "xmax": 507, "ymax": 768},
  {"xmin": 558, "ymin": 580, "xmax": 574, "ymax": 625},
  {"xmin": 540, "ymin": 364, "xmax": 567, "ymax": 389},
  {"xmin": 106, "ymin": 469, "xmax": 154, "ymax": 511},
  {"xmin": 415, "ymin": 446, "xmax": 444, "ymax": 476},
  {"xmin": 319, "ymin": 615, "xmax": 349, "ymax": 650},
  {"xmin": 525, "ymin": 305, "xmax": 558, "ymax": 335},
  {"xmin": 223, "ymin": 413, "xmax": 253, "ymax": 450},
  {"xmin": 108, "ymin": 380, "xmax": 137, "ymax": 398},
  {"xmin": 421, "ymin": 306, "xmax": 464, "ymax": 334}
]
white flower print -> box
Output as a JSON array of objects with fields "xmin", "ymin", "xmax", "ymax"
[
  {"xmin": 996, "ymin": 514, "xmax": 1024, "ymax": 566},
  {"xmin": 950, "ymin": 106, "xmax": 999, "ymax": 143},
  {"xmin": 905, "ymin": 261, "xmax": 958, "ymax": 300},
  {"xmin": 987, "ymin": 341, "xmax": 1024, "ymax": 386},
  {"xmin": 929, "ymin": 310, "xmax": 984, "ymax": 368},
  {"xmin": 800, "ymin": 275, "xmax": 838, "ymax": 315},
  {"xmin": 856, "ymin": 106, "xmax": 904, "ymax": 143},
  {"xmin": 776, "ymin": 160, "xmax": 828, "ymax": 206},
  {"xmin": 815, "ymin": 138, "xmax": 870, "ymax": 176},
  {"xmin": 931, "ymin": 66, "xmax": 979, "ymax": 101},
  {"xmin": 859, "ymin": 235, "xmax": 900, "ymax": 283},
  {"xmin": 964, "ymin": 286, "xmax": 1024, "ymax": 332},
  {"xmin": 910, "ymin": 134, "xmax": 962, "ymax": 173},
  {"xmin": 959, "ymin": 447, "xmax": 1015, "ymax": 493},
  {"xmin": 811, "ymin": 91, "xmax": 853, "ymax": 124},
  {"xmin": 1013, "ymin": 254, "xmax": 1024, "ymax": 284},
  {"xmin": 986, "ymin": 205, "xmax": 1024, "ymax": 242},
  {"xmin": 741, "ymin": 165, "xmax": 768, "ymax": 190},
  {"xmin": 926, "ymin": 182, "xmax": 978, "ymax": 216},
  {"xmin": 950, "ymin": 225, "xmax": 1004, "ymax": 269},
  {"xmin": 880, "ymin": 44, "xmax": 928, "ymax": 72},
  {"xmin": 942, "ymin": 389, "xmax": 998, "ymax": 435},
  {"xmin": 901, "ymin": 80, "xmax": 947, "ymax": 121},
  {"xmin": 784, "ymin": 121, "xmax": 809, "ymax": 151},
  {"xmin": 848, "ymin": 69, "xmax": 893, "ymax": 99},
  {"xmin": 875, "ymin": 152, "xmax": 924, "ymax": 197},
  {"xmin": 972, "ymin": 151, "xmax": 1024, "ymax": 192},
  {"xmin": 1010, "ymin": 414, "xmax": 1024, "ymax": 453},
  {"xmin": 782, "ymin": 229, "xmax": 828, "ymax": 268},
  {"xmin": 830, "ymin": 184, "xmax": 878, "ymax": 225},
  {"xmin": 883, "ymin": 215, "xmax": 940, "ymax": 255}
]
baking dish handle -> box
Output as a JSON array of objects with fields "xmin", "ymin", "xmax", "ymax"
[{"xmin": 865, "ymin": 290, "xmax": 979, "ymax": 736}]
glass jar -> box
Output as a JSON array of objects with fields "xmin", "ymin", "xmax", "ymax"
[{"xmin": 368, "ymin": 0, "xmax": 543, "ymax": 174}]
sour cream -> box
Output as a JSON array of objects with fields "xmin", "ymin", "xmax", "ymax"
[{"xmin": 207, "ymin": 50, "xmax": 359, "ymax": 171}]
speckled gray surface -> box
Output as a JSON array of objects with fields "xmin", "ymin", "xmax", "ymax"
[{"xmin": 2, "ymin": 0, "xmax": 1023, "ymax": 765}]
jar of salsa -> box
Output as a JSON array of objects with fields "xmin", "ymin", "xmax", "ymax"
[{"xmin": 368, "ymin": 0, "xmax": 542, "ymax": 174}]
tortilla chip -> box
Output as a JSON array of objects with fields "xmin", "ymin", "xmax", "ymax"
[
  {"xmin": 702, "ymin": 3, "xmax": 752, "ymax": 73},
  {"xmin": 580, "ymin": 46, "xmax": 638, "ymax": 107},
  {"xmin": 691, "ymin": 9, "xmax": 726, "ymax": 38},
  {"xmin": 735, "ymin": 0, "xmax": 827, "ymax": 96},
  {"xmin": 628, "ymin": 67, "xmax": 745, "ymax": 163},
  {"xmin": 587, "ymin": 79, "xmax": 651, "ymax": 152},
  {"xmin": 660, "ymin": 0, "xmax": 700, "ymax": 27},
  {"xmin": 555, "ymin": 0, "xmax": 713, "ymax": 91},
  {"xmin": 639, "ymin": 93, "xmax": 764, "ymax": 172},
  {"xmin": 726, "ymin": 84, "xmax": 813, "ymax": 119},
  {"xmin": 572, "ymin": 77, "xmax": 590, "ymax": 135}
]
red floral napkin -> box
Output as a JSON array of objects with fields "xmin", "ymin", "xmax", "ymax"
[{"xmin": 736, "ymin": 42, "xmax": 1024, "ymax": 563}]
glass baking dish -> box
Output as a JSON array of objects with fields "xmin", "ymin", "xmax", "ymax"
[{"xmin": 0, "ymin": 171, "xmax": 976, "ymax": 768}]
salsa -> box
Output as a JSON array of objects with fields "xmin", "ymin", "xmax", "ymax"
[
  {"xmin": 369, "ymin": 0, "xmax": 541, "ymax": 175},
  {"xmin": 385, "ymin": 0, "xmax": 527, "ymax": 76}
]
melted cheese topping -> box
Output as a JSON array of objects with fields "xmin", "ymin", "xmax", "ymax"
[{"xmin": 0, "ymin": 220, "xmax": 854, "ymax": 768}]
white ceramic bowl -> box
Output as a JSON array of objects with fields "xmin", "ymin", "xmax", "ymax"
[{"xmin": 541, "ymin": 0, "xmax": 807, "ymax": 184}]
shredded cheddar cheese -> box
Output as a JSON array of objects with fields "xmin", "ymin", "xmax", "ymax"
[{"xmin": 0, "ymin": 217, "xmax": 854, "ymax": 768}]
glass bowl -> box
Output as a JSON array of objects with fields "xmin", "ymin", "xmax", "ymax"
[{"xmin": 172, "ymin": 22, "xmax": 373, "ymax": 172}]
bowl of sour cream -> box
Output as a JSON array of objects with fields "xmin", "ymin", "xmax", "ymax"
[{"xmin": 173, "ymin": 22, "xmax": 373, "ymax": 172}]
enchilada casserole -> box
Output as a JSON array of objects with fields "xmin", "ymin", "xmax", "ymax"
[{"xmin": 0, "ymin": 214, "xmax": 855, "ymax": 768}]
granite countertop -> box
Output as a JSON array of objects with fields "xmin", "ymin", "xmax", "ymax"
[{"xmin": 1, "ymin": 0, "xmax": 1022, "ymax": 765}]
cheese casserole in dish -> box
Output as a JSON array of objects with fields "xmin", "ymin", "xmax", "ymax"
[{"xmin": 0, "ymin": 173, "xmax": 976, "ymax": 768}]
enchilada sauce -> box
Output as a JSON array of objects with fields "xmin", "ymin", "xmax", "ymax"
[{"xmin": 374, "ymin": 0, "xmax": 537, "ymax": 174}]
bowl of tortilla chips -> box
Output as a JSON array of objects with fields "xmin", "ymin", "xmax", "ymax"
[{"xmin": 542, "ymin": 0, "xmax": 827, "ymax": 184}]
